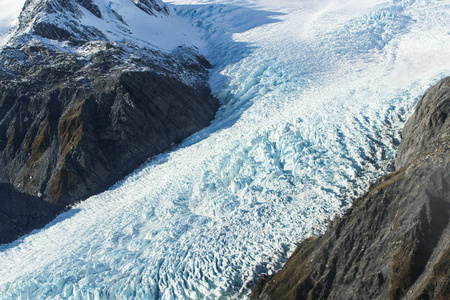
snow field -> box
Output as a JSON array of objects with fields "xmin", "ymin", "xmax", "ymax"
[
  {"xmin": 2, "ymin": 0, "xmax": 203, "ymax": 52},
  {"xmin": 80, "ymin": 0, "xmax": 205, "ymax": 51},
  {"xmin": 1, "ymin": 0, "xmax": 450, "ymax": 299},
  {"xmin": 0, "ymin": 0, "xmax": 26, "ymax": 46}
]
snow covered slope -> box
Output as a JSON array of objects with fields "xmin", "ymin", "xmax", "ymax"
[
  {"xmin": 1, "ymin": 0, "xmax": 450, "ymax": 299},
  {"xmin": 3, "ymin": 0, "xmax": 203, "ymax": 51},
  {"xmin": 0, "ymin": 0, "xmax": 25, "ymax": 46}
]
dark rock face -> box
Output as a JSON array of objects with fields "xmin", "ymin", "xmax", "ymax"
[
  {"xmin": 0, "ymin": 183, "xmax": 64, "ymax": 244},
  {"xmin": 395, "ymin": 79, "xmax": 450, "ymax": 169},
  {"xmin": 134, "ymin": 0, "xmax": 170, "ymax": 16},
  {"xmin": 252, "ymin": 77, "xmax": 450, "ymax": 300},
  {"xmin": 0, "ymin": 1, "xmax": 219, "ymax": 244},
  {"xmin": 76, "ymin": 0, "xmax": 102, "ymax": 18}
]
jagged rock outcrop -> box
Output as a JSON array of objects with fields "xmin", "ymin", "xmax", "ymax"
[
  {"xmin": 252, "ymin": 78, "xmax": 450, "ymax": 300},
  {"xmin": 0, "ymin": 0, "xmax": 219, "ymax": 244}
]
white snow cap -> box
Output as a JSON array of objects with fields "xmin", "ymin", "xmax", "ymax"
[
  {"xmin": 0, "ymin": 0, "xmax": 26, "ymax": 46},
  {"xmin": 2, "ymin": 0, "xmax": 204, "ymax": 51}
]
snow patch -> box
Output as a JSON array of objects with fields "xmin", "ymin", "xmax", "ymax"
[{"xmin": 0, "ymin": 0, "xmax": 26, "ymax": 46}]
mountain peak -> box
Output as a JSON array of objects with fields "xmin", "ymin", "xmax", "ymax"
[{"xmin": 7, "ymin": 0, "xmax": 195, "ymax": 51}]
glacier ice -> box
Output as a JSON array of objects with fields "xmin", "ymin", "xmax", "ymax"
[{"xmin": 1, "ymin": 0, "xmax": 450, "ymax": 299}]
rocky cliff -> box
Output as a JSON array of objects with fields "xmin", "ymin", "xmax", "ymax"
[
  {"xmin": 0, "ymin": 0, "xmax": 219, "ymax": 244},
  {"xmin": 252, "ymin": 77, "xmax": 450, "ymax": 300}
]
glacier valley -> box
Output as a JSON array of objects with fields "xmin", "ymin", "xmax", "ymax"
[{"xmin": 1, "ymin": 0, "xmax": 450, "ymax": 298}]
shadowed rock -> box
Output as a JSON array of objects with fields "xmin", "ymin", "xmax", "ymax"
[{"xmin": 0, "ymin": 183, "xmax": 64, "ymax": 244}]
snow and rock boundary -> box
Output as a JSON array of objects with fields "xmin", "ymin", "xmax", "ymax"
[{"xmin": 0, "ymin": 0, "xmax": 218, "ymax": 244}]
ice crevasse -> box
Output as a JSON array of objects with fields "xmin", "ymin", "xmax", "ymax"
[{"xmin": 0, "ymin": 0, "xmax": 450, "ymax": 299}]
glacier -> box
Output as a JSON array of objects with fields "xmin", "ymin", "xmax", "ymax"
[{"xmin": 1, "ymin": 0, "xmax": 450, "ymax": 299}]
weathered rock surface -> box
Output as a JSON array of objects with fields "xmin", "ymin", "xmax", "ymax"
[
  {"xmin": 0, "ymin": 1, "xmax": 219, "ymax": 244},
  {"xmin": 252, "ymin": 77, "xmax": 450, "ymax": 300}
]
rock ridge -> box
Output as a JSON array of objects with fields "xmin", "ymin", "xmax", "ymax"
[{"xmin": 0, "ymin": 1, "xmax": 219, "ymax": 244}]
